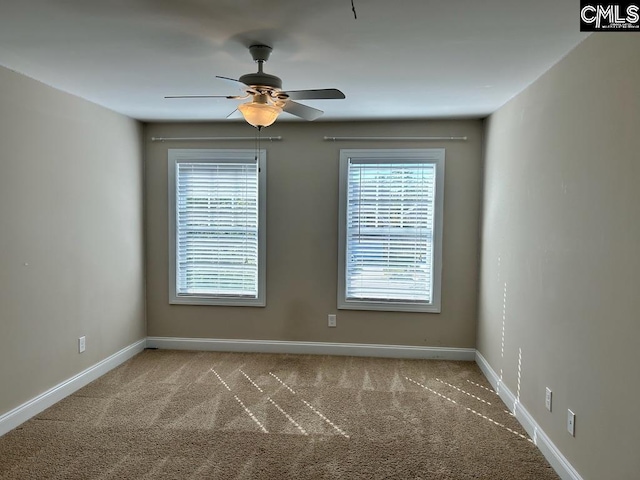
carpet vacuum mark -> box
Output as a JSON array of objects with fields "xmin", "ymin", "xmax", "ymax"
[{"xmin": 0, "ymin": 350, "xmax": 559, "ymax": 479}]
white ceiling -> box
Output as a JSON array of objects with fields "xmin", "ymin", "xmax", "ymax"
[{"xmin": 0, "ymin": 0, "xmax": 588, "ymax": 122}]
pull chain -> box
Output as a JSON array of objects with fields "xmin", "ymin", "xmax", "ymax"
[{"xmin": 255, "ymin": 126, "xmax": 262, "ymax": 171}]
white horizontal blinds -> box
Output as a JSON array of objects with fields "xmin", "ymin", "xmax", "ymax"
[
  {"xmin": 345, "ymin": 158, "xmax": 436, "ymax": 303},
  {"xmin": 176, "ymin": 159, "xmax": 259, "ymax": 298}
]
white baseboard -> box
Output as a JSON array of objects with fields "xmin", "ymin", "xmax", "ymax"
[
  {"xmin": 475, "ymin": 351, "xmax": 583, "ymax": 480},
  {"xmin": 146, "ymin": 337, "xmax": 476, "ymax": 361},
  {"xmin": 0, "ymin": 339, "xmax": 146, "ymax": 437}
]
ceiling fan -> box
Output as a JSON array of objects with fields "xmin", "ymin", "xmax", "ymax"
[{"xmin": 165, "ymin": 44, "xmax": 346, "ymax": 129}]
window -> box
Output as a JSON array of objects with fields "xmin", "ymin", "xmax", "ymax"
[
  {"xmin": 168, "ymin": 149, "xmax": 266, "ymax": 306},
  {"xmin": 338, "ymin": 149, "xmax": 444, "ymax": 312}
]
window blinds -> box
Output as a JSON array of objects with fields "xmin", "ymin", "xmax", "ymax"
[
  {"xmin": 345, "ymin": 159, "xmax": 436, "ymax": 303},
  {"xmin": 175, "ymin": 160, "xmax": 259, "ymax": 298}
]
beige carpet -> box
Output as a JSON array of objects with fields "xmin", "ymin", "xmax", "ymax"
[{"xmin": 0, "ymin": 350, "xmax": 558, "ymax": 479}]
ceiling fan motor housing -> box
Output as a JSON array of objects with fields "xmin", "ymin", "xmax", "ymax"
[
  {"xmin": 238, "ymin": 72, "xmax": 282, "ymax": 90},
  {"xmin": 240, "ymin": 45, "xmax": 282, "ymax": 89}
]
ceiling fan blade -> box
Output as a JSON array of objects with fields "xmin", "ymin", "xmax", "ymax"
[
  {"xmin": 282, "ymin": 88, "xmax": 345, "ymax": 100},
  {"xmin": 164, "ymin": 95, "xmax": 244, "ymax": 99},
  {"xmin": 215, "ymin": 75, "xmax": 248, "ymax": 88},
  {"xmin": 282, "ymin": 101, "xmax": 323, "ymax": 121}
]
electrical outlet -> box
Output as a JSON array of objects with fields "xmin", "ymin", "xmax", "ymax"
[
  {"xmin": 328, "ymin": 314, "xmax": 337, "ymax": 327},
  {"xmin": 78, "ymin": 336, "xmax": 86, "ymax": 353},
  {"xmin": 545, "ymin": 387, "xmax": 552, "ymax": 412},
  {"xmin": 567, "ymin": 409, "xmax": 575, "ymax": 436}
]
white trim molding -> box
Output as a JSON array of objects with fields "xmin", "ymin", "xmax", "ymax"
[
  {"xmin": 146, "ymin": 337, "xmax": 476, "ymax": 361},
  {"xmin": 167, "ymin": 149, "xmax": 267, "ymax": 307},
  {"xmin": 337, "ymin": 149, "xmax": 445, "ymax": 313},
  {"xmin": 475, "ymin": 351, "xmax": 584, "ymax": 480},
  {"xmin": 0, "ymin": 339, "xmax": 146, "ymax": 437}
]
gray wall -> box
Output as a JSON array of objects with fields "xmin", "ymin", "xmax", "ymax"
[
  {"xmin": 0, "ymin": 66, "xmax": 146, "ymax": 417},
  {"xmin": 146, "ymin": 120, "xmax": 483, "ymax": 347},
  {"xmin": 478, "ymin": 34, "xmax": 640, "ymax": 479}
]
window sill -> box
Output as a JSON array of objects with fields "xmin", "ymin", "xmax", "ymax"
[
  {"xmin": 338, "ymin": 299, "xmax": 441, "ymax": 313},
  {"xmin": 170, "ymin": 295, "xmax": 266, "ymax": 307}
]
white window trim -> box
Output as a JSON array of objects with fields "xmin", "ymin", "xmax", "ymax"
[
  {"xmin": 337, "ymin": 148, "xmax": 444, "ymax": 313},
  {"xmin": 168, "ymin": 149, "xmax": 267, "ymax": 306}
]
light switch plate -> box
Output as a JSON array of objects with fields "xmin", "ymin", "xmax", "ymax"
[
  {"xmin": 567, "ymin": 409, "xmax": 575, "ymax": 436},
  {"xmin": 545, "ymin": 387, "xmax": 552, "ymax": 412}
]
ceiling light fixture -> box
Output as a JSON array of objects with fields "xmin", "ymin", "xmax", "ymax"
[{"xmin": 238, "ymin": 93, "xmax": 282, "ymax": 129}]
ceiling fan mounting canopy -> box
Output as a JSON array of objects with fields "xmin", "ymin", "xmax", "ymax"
[{"xmin": 248, "ymin": 44, "xmax": 273, "ymax": 63}]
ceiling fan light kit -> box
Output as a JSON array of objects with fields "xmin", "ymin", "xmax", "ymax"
[
  {"xmin": 237, "ymin": 93, "xmax": 282, "ymax": 128},
  {"xmin": 165, "ymin": 44, "xmax": 345, "ymax": 129}
]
